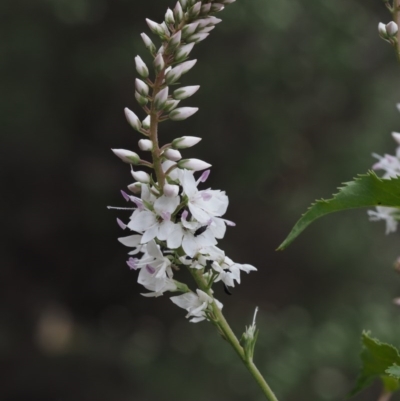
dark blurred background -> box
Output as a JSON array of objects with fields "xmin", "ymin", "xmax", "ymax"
[{"xmin": 2, "ymin": 0, "xmax": 400, "ymax": 400}]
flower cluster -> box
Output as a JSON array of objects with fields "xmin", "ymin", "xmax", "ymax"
[
  {"xmin": 368, "ymin": 104, "xmax": 400, "ymax": 233},
  {"xmin": 110, "ymin": 0, "xmax": 256, "ymax": 323}
]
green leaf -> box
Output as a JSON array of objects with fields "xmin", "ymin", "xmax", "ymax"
[
  {"xmin": 386, "ymin": 364, "xmax": 400, "ymax": 380},
  {"xmin": 350, "ymin": 332, "xmax": 400, "ymax": 397},
  {"xmin": 277, "ymin": 171, "xmax": 400, "ymax": 250}
]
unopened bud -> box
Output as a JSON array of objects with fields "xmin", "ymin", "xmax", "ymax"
[
  {"xmin": 201, "ymin": 3, "xmax": 212, "ymax": 14},
  {"xmin": 131, "ymin": 170, "xmax": 151, "ymax": 183},
  {"xmin": 135, "ymin": 79, "xmax": 149, "ymax": 97},
  {"xmin": 174, "ymin": 1, "xmax": 184, "ymax": 22},
  {"xmin": 198, "ymin": 25, "xmax": 215, "ymax": 34},
  {"xmin": 179, "ymin": 0, "xmax": 188, "ymax": 9},
  {"xmin": 142, "ymin": 116, "xmax": 151, "ymax": 130},
  {"xmin": 187, "ymin": 32, "xmax": 209, "ymax": 43},
  {"xmin": 135, "ymin": 56, "xmax": 149, "ymax": 78},
  {"xmin": 138, "ymin": 139, "xmax": 153, "ymax": 151},
  {"xmin": 164, "ymin": 148, "xmax": 182, "ymax": 161},
  {"xmin": 154, "ymin": 53, "xmax": 165, "ymax": 74},
  {"xmin": 188, "ymin": 2, "xmax": 201, "ymax": 19},
  {"xmin": 378, "ymin": 22, "xmax": 388, "ymax": 38},
  {"xmin": 178, "ymin": 158, "xmax": 211, "ymax": 171},
  {"xmin": 127, "ymin": 182, "xmax": 142, "ymax": 194},
  {"xmin": 173, "ymin": 85, "xmax": 200, "ymax": 100},
  {"xmin": 220, "ymin": 0, "xmax": 236, "ymax": 3},
  {"xmin": 135, "ymin": 91, "xmax": 148, "ymax": 107},
  {"xmin": 182, "ymin": 21, "xmax": 200, "ymax": 38},
  {"xmin": 154, "ymin": 87, "xmax": 169, "ymax": 110},
  {"xmin": 165, "ymin": 8, "xmax": 175, "ymax": 24},
  {"xmin": 176, "ymin": 59, "xmax": 197, "ymax": 75},
  {"xmin": 141, "ymin": 33, "xmax": 156, "ymax": 54},
  {"xmin": 386, "ymin": 21, "xmax": 398, "ymax": 36},
  {"xmin": 210, "ymin": 3, "xmax": 225, "ymax": 12},
  {"xmin": 175, "ymin": 43, "xmax": 195, "ymax": 61},
  {"xmin": 165, "ymin": 65, "xmax": 183, "ymax": 85},
  {"xmin": 392, "ymin": 132, "xmax": 400, "ymax": 145},
  {"xmin": 172, "ymin": 136, "xmax": 202, "ymax": 149},
  {"xmin": 146, "ymin": 19, "xmax": 165, "ymax": 36},
  {"xmin": 112, "ymin": 149, "xmax": 140, "ymax": 164},
  {"xmin": 161, "ymin": 22, "xmax": 171, "ymax": 37},
  {"xmin": 164, "ymin": 99, "xmax": 180, "ymax": 113},
  {"xmin": 163, "ymin": 183, "xmax": 180, "ymax": 197},
  {"xmin": 167, "ymin": 31, "xmax": 182, "ymax": 53},
  {"xmin": 169, "ymin": 107, "xmax": 198, "ymax": 121},
  {"xmin": 124, "ymin": 108, "xmax": 142, "ymax": 132}
]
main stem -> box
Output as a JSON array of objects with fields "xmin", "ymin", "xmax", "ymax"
[
  {"xmin": 392, "ymin": 0, "xmax": 400, "ymax": 61},
  {"xmin": 190, "ymin": 269, "xmax": 280, "ymax": 401}
]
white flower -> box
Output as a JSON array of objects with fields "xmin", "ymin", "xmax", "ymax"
[
  {"xmin": 368, "ymin": 206, "xmax": 399, "ymax": 234},
  {"xmin": 112, "ymin": 149, "xmax": 140, "ymax": 164},
  {"xmin": 128, "ymin": 190, "xmax": 180, "ymax": 244},
  {"xmin": 372, "ymin": 153, "xmax": 400, "ymax": 178},
  {"xmin": 136, "ymin": 240, "xmax": 177, "ymax": 296},
  {"xmin": 170, "ymin": 289, "xmax": 223, "ymax": 323},
  {"xmin": 180, "ymin": 169, "xmax": 229, "ymax": 223}
]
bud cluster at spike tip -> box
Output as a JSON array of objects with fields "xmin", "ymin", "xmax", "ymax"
[{"xmin": 109, "ymin": 0, "xmax": 257, "ymax": 323}]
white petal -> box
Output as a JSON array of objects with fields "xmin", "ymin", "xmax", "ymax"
[
  {"xmin": 141, "ymin": 224, "xmax": 159, "ymax": 243},
  {"xmin": 117, "ymin": 234, "xmax": 142, "ymax": 247},
  {"xmin": 167, "ymin": 225, "xmax": 184, "ymax": 249},
  {"xmin": 128, "ymin": 211, "xmax": 156, "ymax": 232},
  {"xmin": 154, "ymin": 195, "xmax": 180, "ymax": 215}
]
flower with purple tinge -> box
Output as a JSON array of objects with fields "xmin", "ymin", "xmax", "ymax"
[
  {"xmin": 367, "ymin": 206, "xmax": 399, "ymax": 234},
  {"xmin": 127, "ymin": 188, "xmax": 180, "ymax": 243},
  {"xmin": 179, "ymin": 169, "xmax": 229, "ymax": 224},
  {"xmin": 118, "ymin": 234, "xmax": 146, "ymax": 255},
  {"xmin": 170, "ymin": 289, "xmax": 223, "ymax": 323},
  {"xmin": 136, "ymin": 240, "xmax": 177, "ymax": 296}
]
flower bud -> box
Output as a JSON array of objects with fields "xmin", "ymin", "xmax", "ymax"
[
  {"xmin": 178, "ymin": 158, "xmax": 211, "ymax": 171},
  {"xmin": 198, "ymin": 25, "xmax": 215, "ymax": 34},
  {"xmin": 140, "ymin": 33, "xmax": 156, "ymax": 54},
  {"xmin": 174, "ymin": 1, "xmax": 184, "ymax": 22},
  {"xmin": 386, "ymin": 21, "xmax": 398, "ymax": 36},
  {"xmin": 198, "ymin": 16, "xmax": 222, "ymax": 28},
  {"xmin": 154, "ymin": 87, "xmax": 169, "ymax": 110},
  {"xmin": 172, "ymin": 136, "xmax": 202, "ymax": 149},
  {"xmin": 378, "ymin": 22, "xmax": 388, "ymax": 38},
  {"xmin": 154, "ymin": 53, "xmax": 165, "ymax": 74},
  {"xmin": 124, "ymin": 108, "xmax": 142, "ymax": 132},
  {"xmin": 177, "ymin": 59, "xmax": 197, "ymax": 75},
  {"xmin": 169, "ymin": 107, "xmax": 198, "ymax": 121},
  {"xmin": 164, "ymin": 148, "xmax": 182, "ymax": 161},
  {"xmin": 138, "ymin": 139, "xmax": 153, "ymax": 151},
  {"xmin": 142, "ymin": 115, "xmax": 151, "ymax": 130},
  {"xmin": 165, "ymin": 8, "xmax": 175, "ymax": 24},
  {"xmin": 135, "ymin": 79, "xmax": 149, "ymax": 97},
  {"xmin": 210, "ymin": 3, "xmax": 225, "ymax": 12},
  {"xmin": 163, "ymin": 183, "xmax": 180, "ymax": 197},
  {"xmin": 187, "ymin": 32, "xmax": 209, "ymax": 43},
  {"xmin": 173, "ymin": 85, "xmax": 200, "ymax": 100},
  {"xmin": 135, "ymin": 56, "xmax": 149, "ymax": 78},
  {"xmin": 179, "ymin": 0, "xmax": 188, "ymax": 9},
  {"xmin": 182, "ymin": 21, "xmax": 200, "ymax": 38},
  {"xmin": 167, "ymin": 30, "xmax": 182, "ymax": 53},
  {"xmin": 164, "ymin": 99, "xmax": 180, "ymax": 113},
  {"xmin": 127, "ymin": 182, "xmax": 142, "ymax": 194},
  {"xmin": 392, "ymin": 132, "xmax": 400, "ymax": 145},
  {"xmin": 165, "ymin": 65, "xmax": 183, "ymax": 85},
  {"xmin": 200, "ymin": 3, "xmax": 211, "ymax": 15},
  {"xmin": 146, "ymin": 19, "xmax": 165, "ymax": 36},
  {"xmin": 188, "ymin": 2, "xmax": 201, "ymax": 19},
  {"xmin": 161, "ymin": 22, "xmax": 171, "ymax": 37},
  {"xmin": 112, "ymin": 149, "xmax": 140, "ymax": 164},
  {"xmin": 220, "ymin": 0, "xmax": 236, "ymax": 3},
  {"xmin": 175, "ymin": 43, "xmax": 195, "ymax": 61},
  {"xmin": 135, "ymin": 91, "xmax": 148, "ymax": 107},
  {"xmin": 131, "ymin": 170, "xmax": 151, "ymax": 183}
]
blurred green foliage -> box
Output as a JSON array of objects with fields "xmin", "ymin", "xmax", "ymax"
[{"xmin": 2, "ymin": 0, "xmax": 400, "ymax": 400}]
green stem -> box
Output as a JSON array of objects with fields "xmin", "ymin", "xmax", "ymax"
[
  {"xmin": 190, "ymin": 269, "xmax": 280, "ymax": 401},
  {"xmin": 392, "ymin": 0, "xmax": 400, "ymax": 62}
]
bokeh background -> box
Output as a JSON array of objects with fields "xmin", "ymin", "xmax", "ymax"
[{"xmin": 3, "ymin": 0, "xmax": 400, "ymax": 400}]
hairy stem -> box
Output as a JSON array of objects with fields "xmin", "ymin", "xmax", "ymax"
[{"xmin": 189, "ymin": 268, "xmax": 280, "ymax": 401}]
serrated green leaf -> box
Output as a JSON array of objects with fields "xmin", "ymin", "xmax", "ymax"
[
  {"xmin": 350, "ymin": 332, "xmax": 400, "ymax": 397},
  {"xmin": 386, "ymin": 364, "xmax": 400, "ymax": 380},
  {"xmin": 278, "ymin": 171, "xmax": 400, "ymax": 250}
]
